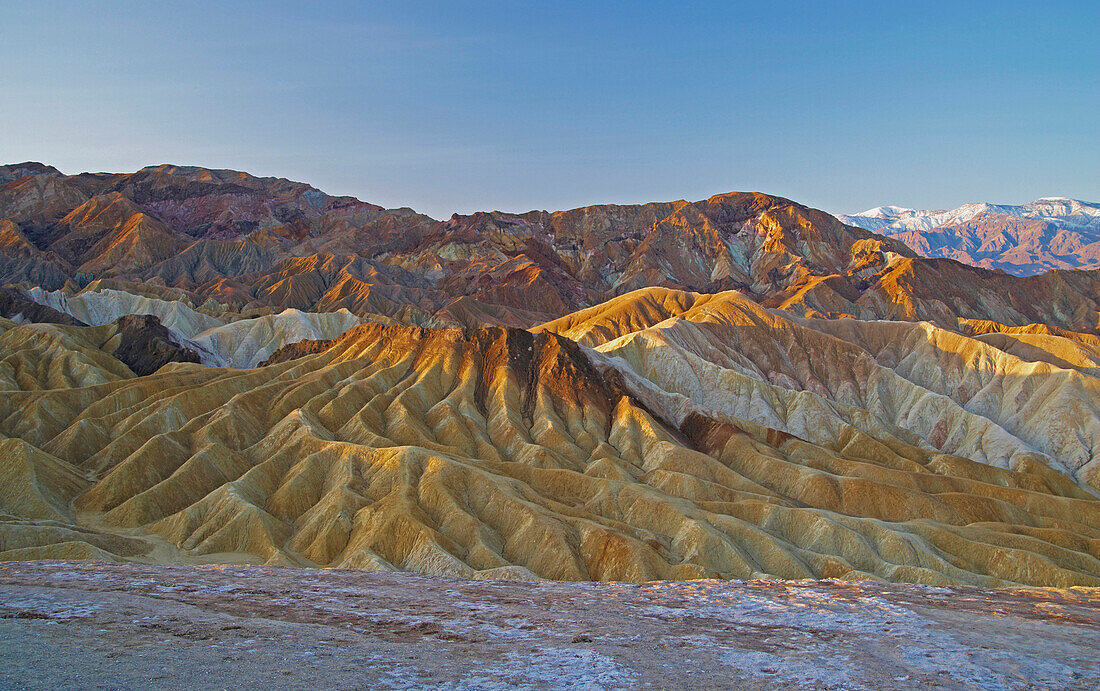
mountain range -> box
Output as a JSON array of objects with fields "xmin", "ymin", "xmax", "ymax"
[
  {"xmin": 837, "ymin": 198, "xmax": 1100, "ymax": 276},
  {"xmin": 3, "ymin": 162, "xmax": 1098, "ymax": 331},
  {"xmin": 1, "ymin": 162, "xmax": 1099, "ymax": 587}
]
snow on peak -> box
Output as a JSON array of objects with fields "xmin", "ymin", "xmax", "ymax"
[
  {"xmin": 855, "ymin": 205, "xmax": 916, "ymax": 219},
  {"xmin": 833, "ymin": 196, "xmax": 1100, "ymax": 277},
  {"xmin": 838, "ymin": 197, "xmax": 1100, "ymax": 231}
]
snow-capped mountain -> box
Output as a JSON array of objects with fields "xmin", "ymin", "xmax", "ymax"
[{"xmin": 836, "ymin": 198, "xmax": 1100, "ymax": 276}]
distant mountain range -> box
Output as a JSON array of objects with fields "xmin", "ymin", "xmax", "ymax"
[
  {"xmin": 3, "ymin": 162, "xmax": 1098, "ymax": 334},
  {"xmin": 836, "ymin": 198, "xmax": 1100, "ymax": 276}
]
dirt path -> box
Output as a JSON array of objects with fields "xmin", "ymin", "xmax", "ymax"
[{"xmin": 1, "ymin": 561, "xmax": 1098, "ymax": 689}]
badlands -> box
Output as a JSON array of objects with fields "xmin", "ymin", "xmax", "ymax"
[
  {"xmin": 0, "ymin": 162, "xmax": 1098, "ymax": 586},
  {"xmin": 0, "ymin": 162, "xmax": 1099, "ymax": 686}
]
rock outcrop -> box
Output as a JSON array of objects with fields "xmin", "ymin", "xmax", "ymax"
[
  {"xmin": 109, "ymin": 314, "xmax": 202, "ymax": 376},
  {"xmin": 0, "ymin": 287, "xmax": 85, "ymax": 326}
]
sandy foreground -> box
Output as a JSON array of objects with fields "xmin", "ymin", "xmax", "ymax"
[{"xmin": 0, "ymin": 561, "xmax": 1097, "ymax": 690}]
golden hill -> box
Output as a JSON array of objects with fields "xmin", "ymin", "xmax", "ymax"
[{"xmin": 0, "ymin": 288, "xmax": 1098, "ymax": 587}]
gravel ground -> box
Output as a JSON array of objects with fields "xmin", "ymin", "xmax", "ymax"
[{"xmin": 0, "ymin": 561, "xmax": 1098, "ymax": 689}]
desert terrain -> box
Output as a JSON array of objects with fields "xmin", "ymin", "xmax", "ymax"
[
  {"xmin": 1, "ymin": 163, "xmax": 1100, "ymax": 688},
  {"xmin": 2, "ymin": 560, "xmax": 1098, "ymax": 689},
  {"xmin": 1, "ymin": 164, "xmax": 1100, "ymax": 588}
]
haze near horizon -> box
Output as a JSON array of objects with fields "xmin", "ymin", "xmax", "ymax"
[{"xmin": 1, "ymin": 0, "xmax": 1097, "ymax": 218}]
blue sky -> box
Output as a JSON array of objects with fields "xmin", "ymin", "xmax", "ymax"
[{"xmin": 2, "ymin": 1, "xmax": 1097, "ymax": 218}]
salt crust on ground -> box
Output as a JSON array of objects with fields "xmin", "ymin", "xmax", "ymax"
[{"xmin": 1, "ymin": 561, "xmax": 1097, "ymax": 689}]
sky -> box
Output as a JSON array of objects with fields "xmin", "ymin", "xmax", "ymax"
[{"xmin": 1, "ymin": 0, "xmax": 1097, "ymax": 219}]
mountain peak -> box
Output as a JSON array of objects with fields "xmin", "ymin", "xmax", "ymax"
[
  {"xmin": 837, "ymin": 197, "xmax": 1100, "ymax": 276},
  {"xmin": 0, "ymin": 161, "xmax": 64, "ymax": 185}
]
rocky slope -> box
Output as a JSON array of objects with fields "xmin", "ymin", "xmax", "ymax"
[
  {"xmin": 108, "ymin": 314, "xmax": 202, "ymax": 376},
  {"xmin": 0, "ymin": 287, "xmax": 85, "ymax": 326},
  {"xmin": 1, "ymin": 288, "xmax": 1099, "ymax": 586},
  {"xmin": 4, "ymin": 163, "xmax": 1099, "ymax": 332},
  {"xmin": 838, "ymin": 198, "xmax": 1100, "ymax": 276}
]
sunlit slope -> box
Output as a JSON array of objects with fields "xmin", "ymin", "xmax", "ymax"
[
  {"xmin": 0, "ymin": 312, "xmax": 1098, "ymax": 586},
  {"xmin": 959, "ymin": 319, "xmax": 1100, "ymax": 374},
  {"xmin": 538, "ymin": 288, "xmax": 1100, "ymax": 490}
]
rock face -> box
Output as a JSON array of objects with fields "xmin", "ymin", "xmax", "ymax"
[
  {"xmin": 0, "ymin": 287, "xmax": 85, "ymax": 326},
  {"xmin": 838, "ymin": 198, "xmax": 1100, "ymax": 276},
  {"xmin": 537, "ymin": 288, "xmax": 1100, "ymax": 491},
  {"xmin": 109, "ymin": 314, "xmax": 201, "ymax": 376},
  {"xmin": 0, "ymin": 162, "xmax": 63, "ymax": 186},
  {"xmin": 187, "ymin": 307, "xmax": 363, "ymax": 368},
  {"xmin": 27, "ymin": 286, "xmax": 225, "ymax": 337},
  {"xmin": 23, "ymin": 286, "xmax": 364, "ymax": 368}
]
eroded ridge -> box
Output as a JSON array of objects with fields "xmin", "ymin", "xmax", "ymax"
[{"xmin": 2, "ymin": 307, "xmax": 1099, "ymax": 587}]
